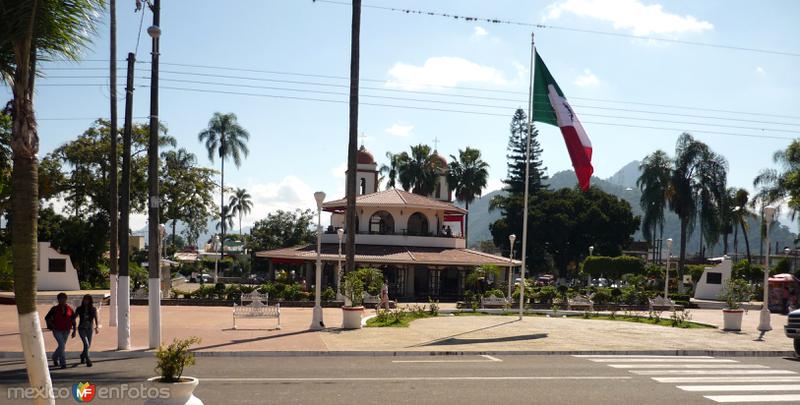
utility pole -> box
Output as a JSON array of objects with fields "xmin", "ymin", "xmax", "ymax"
[
  {"xmin": 108, "ymin": 0, "xmax": 119, "ymax": 328},
  {"xmin": 344, "ymin": 0, "xmax": 361, "ymax": 277},
  {"xmin": 146, "ymin": 0, "xmax": 162, "ymax": 349},
  {"xmin": 118, "ymin": 52, "xmax": 135, "ymax": 351}
]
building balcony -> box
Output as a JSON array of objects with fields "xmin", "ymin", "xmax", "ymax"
[{"xmin": 321, "ymin": 231, "xmax": 466, "ymax": 249}]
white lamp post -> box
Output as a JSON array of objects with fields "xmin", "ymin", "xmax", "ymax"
[
  {"xmin": 310, "ymin": 191, "xmax": 326, "ymax": 330},
  {"xmin": 664, "ymin": 238, "xmax": 673, "ymax": 298},
  {"xmin": 507, "ymin": 234, "xmax": 516, "ymax": 300},
  {"xmin": 212, "ymin": 234, "xmax": 220, "ymax": 284},
  {"xmin": 757, "ymin": 206, "xmax": 776, "ymax": 339},
  {"xmin": 337, "ymin": 228, "xmax": 345, "ymax": 301},
  {"xmin": 587, "ymin": 245, "xmax": 594, "ymax": 286}
]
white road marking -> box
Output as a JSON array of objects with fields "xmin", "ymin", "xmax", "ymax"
[
  {"xmin": 609, "ymin": 364, "xmax": 768, "ymax": 369},
  {"xmin": 678, "ymin": 384, "xmax": 800, "ymax": 392},
  {"xmin": 572, "ymin": 355, "xmax": 713, "ymax": 358},
  {"xmin": 655, "ymin": 377, "xmax": 800, "ymax": 383},
  {"xmin": 704, "ymin": 394, "xmax": 800, "ymax": 403},
  {"xmin": 589, "ymin": 358, "xmax": 737, "ymax": 363},
  {"xmin": 200, "ymin": 376, "xmax": 633, "ymax": 382},
  {"xmin": 632, "ymin": 370, "xmax": 797, "ymax": 375},
  {"xmin": 391, "ymin": 355, "xmax": 502, "ymax": 363}
]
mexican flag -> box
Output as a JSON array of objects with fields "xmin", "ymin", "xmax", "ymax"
[{"xmin": 532, "ymin": 51, "xmax": 593, "ymax": 191}]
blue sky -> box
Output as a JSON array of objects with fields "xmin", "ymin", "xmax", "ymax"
[{"xmin": 5, "ymin": 0, "xmax": 799, "ymax": 229}]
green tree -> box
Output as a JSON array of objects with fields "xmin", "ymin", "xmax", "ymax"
[
  {"xmin": 228, "ymin": 187, "xmax": 253, "ymax": 235},
  {"xmin": 215, "ymin": 204, "xmax": 235, "ymax": 233},
  {"xmin": 446, "ymin": 147, "xmax": 489, "ymax": 244},
  {"xmin": 198, "ymin": 112, "xmax": 250, "ymax": 248},
  {"xmin": 1, "ymin": 0, "xmax": 105, "ymax": 400},
  {"xmin": 396, "ymin": 144, "xmax": 439, "ymax": 195},
  {"xmin": 247, "ymin": 209, "xmax": 314, "ymax": 252},
  {"xmin": 378, "ymin": 151, "xmax": 400, "ymax": 189},
  {"xmin": 636, "ymin": 150, "xmax": 671, "ymax": 245},
  {"xmin": 160, "ymin": 148, "xmax": 217, "ymax": 251},
  {"xmin": 754, "ymin": 140, "xmax": 800, "ymax": 219},
  {"xmin": 731, "ymin": 188, "xmax": 753, "ymax": 263}
]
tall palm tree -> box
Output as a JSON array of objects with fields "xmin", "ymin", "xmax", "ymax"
[
  {"xmin": 731, "ymin": 188, "xmax": 754, "ymax": 264},
  {"xmin": 636, "ymin": 150, "xmax": 672, "ymax": 246},
  {"xmin": 446, "ymin": 147, "xmax": 489, "ymax": 244},
  {"xmin": 228, "ymin": 187, "xmax": 253, "ymax": 235},
  {"xmin": 1, "ymin": 0, "xmax": 104, "ymax": 402},
  {"xmin": 696, "ymin": 150, "xmax": 728, "ymax": 257},
  {"xmin": 198, "ymin": 112, "xmax": 249, "ymax": 257},
  {"xmin": 754, "ymin": 140, "xmax": 800, "ymax": 217},
  {"xmin": 397, "ymin": 144, "xmax": 438, "ymax": 195},
  {"xmin": 216, "ymin": 204, "xmax": 235, "ymax": 233},
  {"xmin": 344, "ymin": 0, "xmax": 362, "ymax": 276},
  {"xmin": 379, "ymin": 151, "xmax": 400, "ymax": 189}
]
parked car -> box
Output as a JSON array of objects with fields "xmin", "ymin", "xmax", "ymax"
[{"xmin": 785, "ymin": 308, "xmax": 800, "ymax": 355}]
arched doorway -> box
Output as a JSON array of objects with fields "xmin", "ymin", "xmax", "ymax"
[
  {"xmin": 407, "ymin": 212, "xmax": 429, "ymax": 236},
  {"xmin": 369, "ymin": 210, "xmax": 395, "ymax": 234}
]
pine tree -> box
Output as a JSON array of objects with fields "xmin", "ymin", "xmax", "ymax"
[{"xmin": 502, "ymin": 108, "xmax": 547, "ymax": 196}]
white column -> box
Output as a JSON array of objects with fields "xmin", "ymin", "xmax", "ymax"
[
  {"xmin": 117, "ymin": 275, "xmax": 130, "ymax": 350},
  {"xmin": 148, "ymin": 277, "xmax": 161, "ymax": 348},
  {"xmin": 18, "ymin": 311, "xmax": 54, "ymax": 404},
  {"xmin": 109, "ymin": 275, "xmax": 118, "ymax": 326}
]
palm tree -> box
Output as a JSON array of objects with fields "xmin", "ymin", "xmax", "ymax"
[
  {"xmin": 636, "ymin": 150, "xmax": 672, "ymax": 246},
  {"xmin": 1, "ymin": 0, "xmax": 104, "ymax": 402},
  {"xmin": 754, "ymin": 140, "xmax": 800, "ymax": 216},
  {"xmin": 397, "ymin": 144, "xmax": 438, "ymax": 195},
  {"xmin": 228, "ymin": 187, "xmax": 253, "ymax": 235},
  {"xmin": 344, "ymin": 0, "xmax": 362, "ymax": 276},
  {"xmin": 695, "ymin": 150, "xmax": 728, "ymax": 257},
  {"xmin": 198, "ymin": 112, "xmax": 249, "ymax": 256},
  {"xmin": 447, "ymin": 147, "xmax": 489, "ymax": 244},
  {"xmin": 731, "ymin": 188, "xmax": 754, "ymax": 264},
  {"xmin": 379, "ymin": 151, "xmax": 400, "ymax": 189},
  {"xmin": 216, "ymin": 204, "xmax": 235, "ymax": 233}
]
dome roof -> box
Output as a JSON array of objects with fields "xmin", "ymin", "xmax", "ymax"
[
  {"xmin": 431, "ymin": 150, "xmax": 448, "ymax": 169},
  {"xmin": 357, "ymin": 145, "xmax": 375, "ymax": 165}
]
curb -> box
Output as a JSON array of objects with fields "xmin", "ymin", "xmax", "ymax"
[{"xmin": 0, "ymin": 349, "xmax": 795, "ymax": 359}]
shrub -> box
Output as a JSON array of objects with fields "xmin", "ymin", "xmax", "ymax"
[
  {"xmin": 155, "ymin": 337, "xmax": 201, "ymax": 383},
  {"xmin": 224, "ymin": 284, "xmax": 242, "ymax": 301},
  {"xmin": 591, "ymin": 288, "xmax": 612, "ymax": 305},
  {"xmin": 720, "ymin": 278, "xmax": 752, "ymax": 309},
  {"xmin": 428, "ymin": 297, "xmax": 439, "ymax": 315},
  {"xmin": 484, "ymin": 289, "xmax": 505, "ymax": 298},
  {"xmin": 322, "ymin": 286, "xmax": 336, "ymax": 302},
  {"xmin": 583, "ymin": 255, "xmax": 645, "ymax": 279},
  {"xmin": 537, "ymin": 286, "xmax": 558, "ymax": 304},
  {"xmin": 774, "ymin": 257, "xmax": 792, "ymax": 275}
]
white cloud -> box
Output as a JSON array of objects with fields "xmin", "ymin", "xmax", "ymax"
[
  {"xmin": 385, "ymin": 122, "xmax": 414, "ymax": 137},
  {"xmin": 330, "ymin": 161, "xmax": 347, "ymax": 180},
  {"xmin": 473, "ymin": 26, "xmax": 488, "ymax": 37},
  {"xmin": 574, "ymin": 69, "xmax": 600, "ymax": 87},
  {"xmin": 544, "ymin": 0, "xmax": 714, "ymax": 36},
  {"xmin": 386, "ymin": 57, "xmax": 508, "ymax": 90},
  {"xmin": 756, "ymin": 66, "xmax": 766, "ymax": 77},
  {"xmin": 240, "ymin": 176, "xmax": 317, "ymax": 227},
  {"xmin": 485, "ymin": 177, "xmax": 505, "ymax": 193}
]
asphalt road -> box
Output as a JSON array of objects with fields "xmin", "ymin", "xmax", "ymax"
[{"xmin": 1, "ymin": 354, "xmax": 800, "ymax": 404}]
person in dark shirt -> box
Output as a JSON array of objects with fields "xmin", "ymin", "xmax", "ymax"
[
  {"xmin": 72, "ymin": 294, "xmax": 99, "ymax": 367},
  {"xmin": 44, "ymin": 293, "xmax": 76, "ymax": 369}
]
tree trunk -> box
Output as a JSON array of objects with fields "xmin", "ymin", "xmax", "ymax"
[
  {"xmin": 464, "ymin": 200, "xmax": 469, "ymax": 246},
  {"xmin": 741, "ymin": 219, "xmax": 752, "ymax": 264},
  {"xmin": 220, "ymin": 133, "xmax": 225, "ymax": 263},
  {"xmin": 678, "ymin": 216, "xmax": 688, "ymax": 293},
  {"xmin": 733, "ymin": 223, "xmax": 738, "ymax": 259},
  {"xmin": 172, "ymin": 218, "xmax": 177, "ymax": 250},
  {"xmin": 239, "ymin": 213, "xmax": 242, "ymax": 235},
  {"xmin": 108, "ymin": 0, "xmax": 119, "ymax": 327},
  {"xmin": 344, "ymin": 0, "xmax": 361, "ymax": 278}
]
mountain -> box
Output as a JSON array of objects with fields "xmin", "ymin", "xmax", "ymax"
[{"xmin": 466, "ymin": 162, "xmax": 798, "ymax": 258}]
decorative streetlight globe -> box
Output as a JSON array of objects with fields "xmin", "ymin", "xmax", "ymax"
[{"xmin": 147, "ymin": 25, "xmax": 161, "ymax": 39}]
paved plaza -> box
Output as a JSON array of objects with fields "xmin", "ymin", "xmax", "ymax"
[{"xmin": 0, "ymin": 304, "xmax": 795, "ymax": 354}]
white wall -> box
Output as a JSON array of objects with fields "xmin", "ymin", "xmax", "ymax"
[
  {"xmin": 693, "ymin": 259, "xmax": 732, "ymax": 301},
  {"xmin": 37, "ymin": 242, "xmax": 80, "ymax": 291}
]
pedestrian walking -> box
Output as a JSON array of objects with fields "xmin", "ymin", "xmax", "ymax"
[
  {"xmin": 44, "ymin": 292, "xmax": 75, "ymax": 369},
  {"xmin": 73, "ymin": 294, "xmax": 100, "ymax": 367}
]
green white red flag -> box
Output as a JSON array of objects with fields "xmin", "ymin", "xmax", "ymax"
[{"xmin": 532, "ymin": 51, "xmax": 593, "ymax": 191}]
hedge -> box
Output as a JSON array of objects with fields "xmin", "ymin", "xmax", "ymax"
[{"xmin": 583, "ymin": 255, "xmax": 645, "ymax": 279}]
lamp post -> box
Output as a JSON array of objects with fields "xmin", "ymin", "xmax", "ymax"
[
  {"xmin": 310, "ymin": 191, "xmax": 326, "ymax": 330},
  {"xmin": 212, "ymin": 235, "xmax": 220, "ymax": 284},
  {"xmin": 337, "ymin": 228, "xmax": 345, "ymax": 301},
  {"xmin": 587, "ymin": 245, "xmax": 594, "ymax": 287},
  {"xmin": 518, "ymin": 234, "xmax": 525, "ymax": 321},
  {"xmin": 758, "ymin": 206, "xmax": 776, "ymax": 339},
  {"xmin": 146, "ymin": 0, "xmax": 162, "ymax": 350},
  {"xmin": 665, "ymin": 238, "xmax": 673, "ymax": 299},
  {"xmin": 507, "ymin": 234, "xmax": 516, "ymax": 300}
]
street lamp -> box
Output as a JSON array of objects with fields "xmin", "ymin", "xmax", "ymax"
[
  {"xmin": 212, "ymin": 235, "xmax": 220, "ymax": 284},
  {"xmin": 757, "ymin": 206, "xmax": 776, "ymax": 340},
  {"xmin": 587, "ymin": 245, "xmax": 594, "ymax": 287},
  {"xmin": 310, "ymin": 191, "xmax": 326, "ymax": 330},
  {"xmin": 337, "ymin": 228, "xmax": 345, "ymax": 301},
  {"xmin": 664, "ymin": 238, "xmax": 673, "ymax": 299},
  {"xmin": 507, "ymin": 234, "xmax": 516, "ymax": 300}
]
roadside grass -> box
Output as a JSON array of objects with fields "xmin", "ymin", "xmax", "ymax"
[
  {"xmin": 365, "ymin": 311, "xmax": 434, "ymax": 327},
  {"xmin": 407, "ymin": 310, "xmax": 713, "ymax": 329}
]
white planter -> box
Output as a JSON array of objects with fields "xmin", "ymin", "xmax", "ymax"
[
  {"xmin": 144, "ymin": 376, "xmax": 203, "ymax": 405},
  {"xmin": 342, "ymin": 306, "xmax": 364, "ymax": 329},
  {"xmin": 722, "ymin": 309, "xmax": 744, "ymax": 331}
]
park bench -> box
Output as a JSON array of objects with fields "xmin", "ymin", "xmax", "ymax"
[
  {"xmin": 648, "ymin": 295, "xmax": 676, "ymax": 312},
  {"xmin": 232, "ymin": 291, "xmax": 281, "ymax": 330},
  {"xmin": 480, "ymin": 295, "xmax": 508, "ymax": 309},
  {"xmin": 568, "ymin": 295, "xmax": 594, "ymax": 312},
  {"xmin": 362, "ymin": 292, "xmax": 395, "ymax": 309},
  {"xmin": 131, "ymin": 288, "xmax": 149, "ymax": 300}
]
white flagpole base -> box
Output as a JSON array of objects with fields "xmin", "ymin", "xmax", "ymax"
[
  {"xmin": 148, "ymin": 278, "xmax": 161, "ymax": 349},
  {"xmin": 117, "ymin": 275, "xmax": 130, "ymax": 350},
  {"xmin": 109, "ymin": 275, "xmax": 118, "ymax": 327}
]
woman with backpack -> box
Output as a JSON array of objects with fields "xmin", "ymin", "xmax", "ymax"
[
  {"xmin": 44, "ymin": 292, "xmax": 76, "ymax": 369},
  {"xmin": 73, "ymin": 294, "xmax": 99, "ymax": 367}
]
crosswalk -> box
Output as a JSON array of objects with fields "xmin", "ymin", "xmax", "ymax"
[{"xmin": 574, "ymin": 354, "xmax": 800, "ymax": 403}]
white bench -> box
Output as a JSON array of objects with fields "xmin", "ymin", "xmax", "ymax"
[
  {"xmin": 568, "ymin": 295, "xmax": 594, "ymax": 311},
  {"xmin": 480, "ymin": 295, "xmax": 508, "ymax": 309},
  {"xmin": 648, "ymin": 295, "xmax": 676, "ymax": 312},
  {"xmin": 233, "ymin": 291, "xmax": 280, "ymax": 330}
]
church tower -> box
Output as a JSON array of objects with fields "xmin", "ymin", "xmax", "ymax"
[{"xmin": 355, "ymin": 145, "xmax": 378, "ymax": 195}]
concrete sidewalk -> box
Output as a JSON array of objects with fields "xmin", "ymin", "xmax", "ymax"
[{"xmin": 0, "ymin": 304, "xmax": 794, "ymax": 355}]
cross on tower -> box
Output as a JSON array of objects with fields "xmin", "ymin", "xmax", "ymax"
[
  {"xmin": 359, "ymin": 132, "xmax": 367, "ymax": 147},
  {"xmin": 432, "ymin": 136, "xmax": 440, "ymax": 151}
]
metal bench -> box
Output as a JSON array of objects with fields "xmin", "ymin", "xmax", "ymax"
[
  {"xmin": 568, "ymin": 295, "xmax": 594, "ymax": 311},
  {"xmin": 648, "ymin": 295, "xmax": 676, "ymax": 312},
  {"xmin": 232, "ymin": 291, "xmax": 280, "ymax": 330},
  {"xmin": 480, "ymin": 295, "xmax": 508, "ymax": 309}
]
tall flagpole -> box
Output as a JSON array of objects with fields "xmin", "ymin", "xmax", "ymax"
[{"xmin": 519, "ymin": 32, "xmax": 535, "ymax": 320}]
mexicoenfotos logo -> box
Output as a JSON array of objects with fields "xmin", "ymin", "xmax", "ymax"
[{"xmin": 72, "ymin": 382, "xmax": 96, "ymax": 403}]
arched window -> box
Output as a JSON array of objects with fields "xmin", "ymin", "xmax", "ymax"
[
  {"xmin": 369, "ymin": 211, "xmax": 395, "ymax": 235},
  {"xmin": 407, "ymin": 212, "xmax": 429, "ymax": 236}
]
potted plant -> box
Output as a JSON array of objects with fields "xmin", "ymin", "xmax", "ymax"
[
  {"xmin": 145, "ymin": 337, "xmax": 203, "ymax": 405},
  {"xmin": 341, "ymin": 271, "xmax": 365, "ymax": 329},
  {"xmin": 720, "ymin": 278, "xmax": 752, "ymax": 331}
]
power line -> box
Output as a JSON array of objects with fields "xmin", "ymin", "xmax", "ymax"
[{"xmin": 312, "ymin": 0, "xmax": 800, "ymax": 57}]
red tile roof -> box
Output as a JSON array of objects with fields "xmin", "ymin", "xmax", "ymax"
[{"xmin": 322, "ymin": 188, "xmax": 466, "ymax": 214}]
